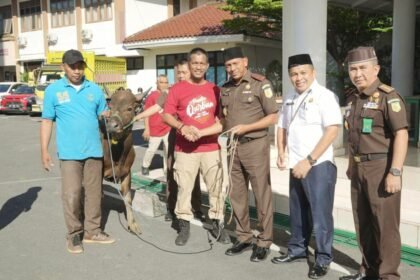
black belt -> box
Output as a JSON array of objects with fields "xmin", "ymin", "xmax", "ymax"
[
  {"xmin": 238, "ymin": 136, "xmax": 265, "ymax": 144},
  {"xmin": 353, "ymin": 153, "xmax": 388, "ymax": 163}
]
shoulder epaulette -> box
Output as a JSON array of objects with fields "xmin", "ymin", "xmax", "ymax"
[
  {"xmin": 379, "ymin": 84, "xmax": 395, "ymax": 94},
  {"xmin": 251, "ymin": 73, "xmax": 266, "ymax": 81}
]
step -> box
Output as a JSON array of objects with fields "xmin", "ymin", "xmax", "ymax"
[{"xmin": 129, "ymin": 146, "xmax": 420, "ymax": 265}]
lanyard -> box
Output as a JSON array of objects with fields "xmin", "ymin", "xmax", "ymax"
[{"xmin": 287, "ymin": 89, "xmax": 312, "ymax": 132}]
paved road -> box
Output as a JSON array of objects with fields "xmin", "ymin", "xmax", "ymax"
[{"xmin": 0, "ymin": 115, "xmax": 419, "ymax": 280}]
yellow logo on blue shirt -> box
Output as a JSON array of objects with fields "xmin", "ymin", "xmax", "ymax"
[{"xmin": 57, "ymin": 91, "xmax": 70, "ymax": 104}]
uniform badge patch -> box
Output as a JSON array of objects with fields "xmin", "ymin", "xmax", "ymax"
[
  {"xmin": 373, "ymin": 92, "xmax": 380, "ymax": 98},
  {"xmin": 344, "ymin": 120, "xmax": 349, "ymax": 130},
  {"xmin": 223, "ymin": 107, "xmax": 228, "ymax": 117},
  {"xmin": 264, "ymin": 87, "xmax": 273, "ymax": 98},
  {"xmin": 391, "ymin": 101, "xmax": 401, "ymax": 112},
  {"xmin": 387, "ymin": 98, "xmax": 400, "ymax": 104}
]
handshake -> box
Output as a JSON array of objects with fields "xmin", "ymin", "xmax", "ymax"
[{"xmin": 178, "ymin": 124, "xmax": 202, "ymax": 142}]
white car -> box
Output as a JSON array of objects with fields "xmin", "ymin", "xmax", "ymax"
[{"xmin": 0, "ymin": 82, "xmax": 27, "ymax": 113}]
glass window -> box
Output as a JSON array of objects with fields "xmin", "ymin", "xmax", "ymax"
[
  {"xmin": 126, "ymin": 57, "xmax": 144, "ymax": 71},
  {"xmin": 84, "ymin": 0, "xmax": 112, "ymax": 23},
  {"xmin": 156, "ymin": 53, "xmax": 187, "ymax": 85},
  {"xmin": 173, "ymin": 0, "xmax": 180, "ymax": 16},
  {"xmin": 20, "ymin": 0, "xmax": 41, "ymax": 32},
  {"xmin": 0, "ymin": 5, "xmax": 12, "ymax": 35},
  {"xmin": 50, "ymin": 0, "xmax": 74, "ymax": 28},
  {"xmin": 207, "ymin": 51, "xmax": 226, "ymax": 85},
  {"xmin": 206, "ymin": 67, "xmax": 215, "ymax": 84}
]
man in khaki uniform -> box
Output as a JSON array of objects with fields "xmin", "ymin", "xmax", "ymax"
[
  {"xmin": 221, "ymin": 47, "xmax": 278, "ymax": 262},
  {"xmin": 341, "ymin": 47, "xmax": 408, "ymax": 280}
]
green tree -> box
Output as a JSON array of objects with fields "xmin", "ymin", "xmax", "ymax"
[
  {"xmin": 221, "ymin": 1, "xmax": 393, "ymax": 102},
  {"xmin": 326, "ymin": 5, "xmax": 392, "ymax": 102},
  {"xmin": 221, "ymin": 0, "xmax": 282, "ymax": 37}
]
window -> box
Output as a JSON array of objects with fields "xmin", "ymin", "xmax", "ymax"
[
  {"xmin": 84, "ymin": 0, "xmax": 112, "ymax": 23},
  {"xmin": 173, "ymin": 0, "xmax": 180, "ymax": 16},
  {"xmin": 50, "ymin": 0, "xmax": 75, "ymax": 27},
  {"xmin": 207, "ymin": 51, "xmax": 227, "ymax": 86},
  {"xmin": 156, "ymin": 53, "xmax": 187, "ymax": 85},
  {"xmin": 126, "ymin": 57, "xmax": 144, "ymax": 71},
  {"xmin": 20, "ymin": 0, "xmax": 41, "ymax": 32},
  {"xmin": 0, "ymin": 5, "xmax": 12, "ymax": 35},
  {"xmin": 156, "ymin": 51, "xmax": 227, "ymax": 86}
]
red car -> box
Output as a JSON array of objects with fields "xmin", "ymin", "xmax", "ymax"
[{"xmin": 0, "ymin": 85, "xmax": 36, "ymax": 114}]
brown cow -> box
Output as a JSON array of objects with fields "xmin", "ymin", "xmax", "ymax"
[{"xmin": 100, "ymin": 89, "xmax": 142, "ymax": 234}]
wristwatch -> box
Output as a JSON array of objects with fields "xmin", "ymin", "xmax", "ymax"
[
  {"xmin": 306, "ymin": 155, "xmax": 317, "ymax": 166},
  {"xmin": 389, "ymin": 168, "xmax": 402, "ymax": 176}
]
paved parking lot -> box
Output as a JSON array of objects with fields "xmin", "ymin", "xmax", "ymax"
[{"xmin": 0, "ymin": 115, "xmax": 419, "ymax": 280}]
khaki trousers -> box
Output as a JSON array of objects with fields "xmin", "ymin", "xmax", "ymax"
[
  {"xmin": 351, "ymin": 158, "xmax": 401, "ymax": 280},
  {"xmin": 173, "ymin": 150, "xmax": 224, "ymax": 221},
  {"xmin": 142, "ymin": 133, "xmax": 169, "ymax": 171},
  {"xmin": 166, "ymin": 128, "xmax": 202, "ymax": 212},
  {"xmin": 229, "ymin": 136, "xmax": 273, "ymax": 248},
  {"xmin": 60, "ymin": 158, "xmax": 103, "ymax": 237}
]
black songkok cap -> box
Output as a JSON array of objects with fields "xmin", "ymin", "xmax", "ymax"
[
  {"xmin": 347, "ymin": 46, "xmax": 377, "ymax": 64},
  {"xmin": 288, "ymin": 54, "xmax": 313, "ymax": 69},
  {"xmin": 223, "ymin": 47, "xmax": 245, "ymax": 62},
  {"xmin": 62, "ymin": 49, "xmax": 85, "ymax": 65}
]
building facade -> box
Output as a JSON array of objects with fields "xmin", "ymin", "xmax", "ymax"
[{"xmin": 0, "ymin": 0, "xmax": 282, "ymax": 94}]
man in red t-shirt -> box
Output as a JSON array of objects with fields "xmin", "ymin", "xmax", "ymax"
[
  {"xmin": 141, "ymin": 75, "xmax": 170, "ymax": 175},
  {"xmin": 163, "ymin": 48, "xmax": 230, "ymax": 246}
]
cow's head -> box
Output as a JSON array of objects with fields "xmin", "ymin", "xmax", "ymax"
[{"xmin": 106, "ymin": 89, "xmax": 140, "ymax": 134}]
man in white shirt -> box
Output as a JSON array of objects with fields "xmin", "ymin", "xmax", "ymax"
[{"xmin": 272, "ymin": 54, "xmax": 342, "ymax": 279}]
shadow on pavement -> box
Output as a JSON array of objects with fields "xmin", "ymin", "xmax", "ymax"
[
  {"xmin": 0, "ymin": 186, "xmax": 42, "ymax": 230},
  {"xmin": 101, "ymin": 184, "xmax": 127, "ymax": 230}
]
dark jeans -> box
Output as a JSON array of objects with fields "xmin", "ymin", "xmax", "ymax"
[{"xmin": 288, "ymin": 161, "xmax": 337, "ymax": 266}]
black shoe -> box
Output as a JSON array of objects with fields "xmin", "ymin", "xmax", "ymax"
[
  {"xmin": 250, "ymin": 245, "xmax": 270, "ymax": 262},
  {"xmin": 225, "ymin": 240, "xmax": 253, "ymax": 256},
  {"xmin": 309, "ymin": 264, "xmax": 329, "ymax": 279},
  {"xmin": 193, "ymin": 210, "xmax": 206, "ymax": 222},
  {"xmin": 141, "ymin": 167, "xmax": 149, "ymax": 176},
  {"xmin": 164, "ymin": 210, "xmax": 173, "ymax": 222},
  {"xmin": 175, "ymin": 219, "xmax": 190, "ymax": 246},
  {"xmin": 339, "ymin": 273, "xmax": 367, "ymax": 280},
  {"xmin": 271, "ymin": 253, "xmax": 307, "ymax": 264},
  {"xmin": 210, "ymin": 219, "xmax": 231, "ymax": 244}
]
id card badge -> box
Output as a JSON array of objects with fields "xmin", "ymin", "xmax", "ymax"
[{"xmin": 362, "ymin": 118, "xmax": 373, "ymax": 134}]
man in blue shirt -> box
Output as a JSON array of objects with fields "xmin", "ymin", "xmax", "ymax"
[{"xmin": 40, "ymin": 49, "xmax": 115, "ymax": 254}]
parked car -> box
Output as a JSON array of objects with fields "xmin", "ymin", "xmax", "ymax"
[
  {"xmin": 0, "ymin": 82, "xmax": 27, "ymax": 113},
  {"xmin": 0, "ymin": 85, "xmax": 36, "ymax": 114}
]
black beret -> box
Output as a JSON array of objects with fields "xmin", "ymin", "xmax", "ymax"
[
  {"xmin": 288, "ymin": 54, "xmax": 313, "ymax": 69},
  {"xmin": 223, "ymin": 47, "xmax": 244, "ymax": 62},
  {"xmin": 62, "ymin": 49, "xmax": 85, "ymax": 65}
]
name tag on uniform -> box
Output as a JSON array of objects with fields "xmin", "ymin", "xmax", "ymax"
[
  {"xmin": 363, "ymin": 102, "xmax": 379, "ymax": 109},
  {"xmin": 362, "ymin": 118, "xmax": 373, "ymax": 134}
]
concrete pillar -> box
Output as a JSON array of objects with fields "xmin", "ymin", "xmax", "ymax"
[
  {"xmin": 391, "ymin": 0, "xmax": 416, "ymax": 96},
  {"xmin": 282, "ymin": 0, "xmax": 328, "ymax": 96}
]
